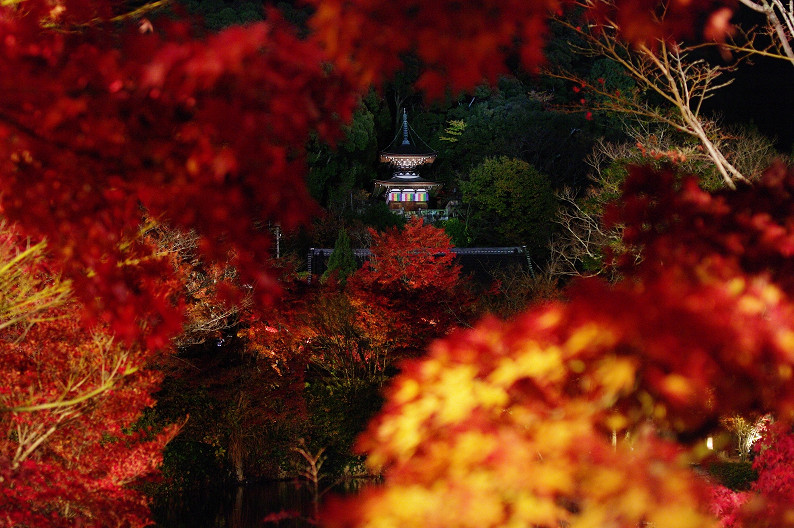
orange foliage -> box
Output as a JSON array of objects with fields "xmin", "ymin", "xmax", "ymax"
[
  {"xmin": 0, "ymin": 0, "xmax": 758, "ymax": 525},
  {"xmin": 348, "ymin": 217, "xmax": 471, "ymax": 361},
  {"xmin": 323, "ymin": 165, "xmax": 794, "ymax": 528},
  {"xmin": 244, "ymin": 219, "xmax": 472, "ymax": 383},
  {"xmin": 351, "ymin": 217, "xmax": 461, "ymax": 293}
]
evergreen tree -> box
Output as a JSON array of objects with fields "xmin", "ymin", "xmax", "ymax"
[{"xmin": 322, "ymin": 229, "xmax": 358, "ymax": 283}]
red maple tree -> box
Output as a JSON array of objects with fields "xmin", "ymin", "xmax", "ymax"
[
  {"xmin": 0, "ymin": 226, "xmax": 177, "ymax": 528},
  {"xmin": 0, "ymin": 0, "xmax": 737, "ymax": 349},
  {"xmin": 322, "ymin": 165, "xmax": 794, "ymax": 528},
  {"xmin": 307, "ymin": 0, "xmax": 736, "ymax": 96},
  {"xmin": 711, "ymin": 423, "xmax": 794, "ymax": 528},
  {"xmin": 0, "ymin": 0, "xmax": 756, "ymax": 525},
  {"xmin": 0, "ymin": 0, "xmax": 358, "ymax": 347},
  {"xmin": 245, "ymin": 219, "xmax": 471, "ymax": 385},
  {"xmin": 347, "ymin": 217, "xmax": 472, "ymax": 362}
]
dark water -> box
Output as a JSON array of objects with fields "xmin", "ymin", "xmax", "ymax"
[
  {"xmin": 153, "ymin": 479, "xmax": 371, "ymax": 528},
  {"xmin": 153, "ymin": 481, "xmax": 318, "ymax": 528}
]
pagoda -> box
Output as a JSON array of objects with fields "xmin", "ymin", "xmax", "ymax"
[{"xmin": 375, "ymin": 110, "xmax": 440, "ymax": 213}]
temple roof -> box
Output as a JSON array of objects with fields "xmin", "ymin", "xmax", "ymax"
[
  {"xmin": 376, "ymin": 174, "xmax": 439, "ymax": 184},
  {"xmin": 381, "ymin": 142, "xmax": 434, "ymax": 156},
  {"xmin": 308, "ymin": 247, "xmax": 535, "ymax": 285},
  {"xmin": 373, "ymin": 176, "xmax": 441, "ymax": 194}
]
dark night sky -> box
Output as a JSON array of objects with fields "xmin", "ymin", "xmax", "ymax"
[
  {"xmin": 703, "ymin": 8, "xmax": 794, "ymax": 154},
  {"xmin": 708, "ymin": 54, "xmax": 794, "ymax": 153}
]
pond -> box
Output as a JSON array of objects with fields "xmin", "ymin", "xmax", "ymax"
[{"xmin": 153, "ymin": 479, "xmax": 369, "ymax": 528}]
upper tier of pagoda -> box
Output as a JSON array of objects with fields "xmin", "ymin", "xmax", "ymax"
[{"xmin": 378, "ymin": 109, "xmax": 437, "ymax": 173}]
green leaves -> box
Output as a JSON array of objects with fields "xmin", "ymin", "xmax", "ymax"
[
  {"xmin": 308, "ymin": 106, "xmax": 377, "ymax": 211},
  {"xmin": 439, "ymin": 120, "xmax": 466, "ymax": 143},
  {"xmin": 461, "ymin": 156, "xmax": 557, "ymax": 258}
]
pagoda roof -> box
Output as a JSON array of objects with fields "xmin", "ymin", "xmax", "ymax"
[
  {"xmin": 380, "ymin": 109, "xmax": 437, "ymax": 162},
  {"xmin": 373, "ymin": 176, "xmax": 441, "ymax": 195},
  {"xmin": 380, "ymin": 142, "xmax": 436, "ymax": 157}
]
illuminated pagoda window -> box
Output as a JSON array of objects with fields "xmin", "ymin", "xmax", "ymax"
[{"xmin": 374, "ymin": 109, "xmax": 440, "ymax": 213}]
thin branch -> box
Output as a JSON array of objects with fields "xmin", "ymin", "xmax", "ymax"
[{"xmin": 549, "ymin": 3, "xmax": 746, "ymax": 187}]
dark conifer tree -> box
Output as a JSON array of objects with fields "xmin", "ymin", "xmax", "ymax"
[{"xmin": 323, "ymin": 229, "xmax": 358, "ymax": 283}]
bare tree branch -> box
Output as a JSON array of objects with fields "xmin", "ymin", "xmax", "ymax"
[
  {"xmin": 735, "ymin": 0, "xmax": 794, "ymax": 66},
  {"xmin": 549, "ymin": 0, "xmax": 750, "ymax": 188}
]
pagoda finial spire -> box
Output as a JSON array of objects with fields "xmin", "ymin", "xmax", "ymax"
[{"xmin": 401, "ymin": 109, "xmax": 409, "ymax": 145}]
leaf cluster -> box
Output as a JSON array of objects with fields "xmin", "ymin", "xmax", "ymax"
[
  {"xmin": 0, "ymin": 225, "xmax": 176, "ymax": 527},
  {"xmin": 324, "ymin": 163, "xmax": 794, "ymax": 528},
  {"xmin": 462, "ymin": 156, "xmax": 558, "ymax": 260}
]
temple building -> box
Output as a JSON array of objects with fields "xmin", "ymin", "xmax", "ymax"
[{"xmin": 374, "ymin": 110, "xmax": 441, "ymax": 213}]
